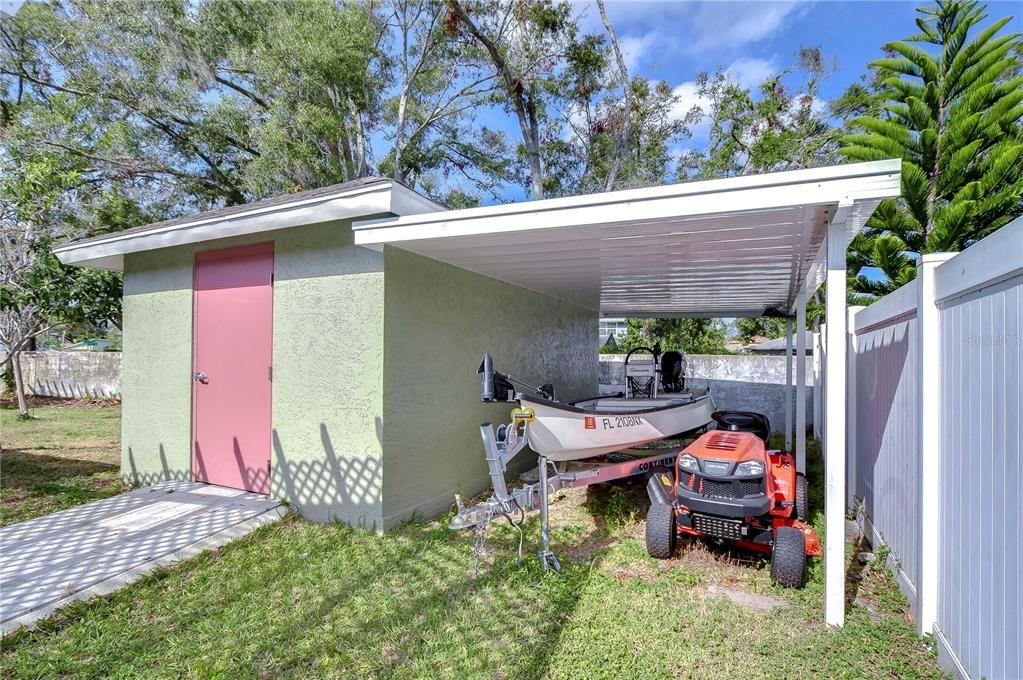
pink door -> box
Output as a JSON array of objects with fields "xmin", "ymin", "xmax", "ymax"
[{"xmin": 192, "ymin": 243, "xmax": 274, "ymax": 494}]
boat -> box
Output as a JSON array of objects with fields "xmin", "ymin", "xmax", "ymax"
[
  {"xmin": 479, "ymin": 350, "xmax": 715, "ymax": 462},
  {"xmin": 518, "ymin": 392, "xmax": 715, "ymax": 461}
]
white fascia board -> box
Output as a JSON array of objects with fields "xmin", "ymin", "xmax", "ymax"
[
  {"xmin": 54, "ymin": 180, "xmax": 443, "ymax": 271},
  {"xmin": 600, "ymin": 309, "xmax": 785, "ymax": 318},
  {"xmin": 390, "ymin": 182, "xmax": 447, "ymax": 217},
  {"xmin": 798, "ymin": 196, "xmax": 883, "ymax": 302},
  {"xmin": 353, "ymin": 160, "xmax": 901, "ymax": 246}
]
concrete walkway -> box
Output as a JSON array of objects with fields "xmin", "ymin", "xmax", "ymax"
[{"xmin": 1, "ymin": 482, "xmax": 283, "ymax": 634}]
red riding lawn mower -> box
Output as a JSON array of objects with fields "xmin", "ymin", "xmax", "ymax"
[{"xmin": 645, "ymin": 411, "xmax": 822, "ymax": 587}]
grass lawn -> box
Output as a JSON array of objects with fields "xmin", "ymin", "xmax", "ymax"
[
  {"xmin": 1, "ymin": 408, "xmax": 945, "ymax": 679},
  {"xmin": 0, "ymin": 403, "xmax": 125, "ymax": 526}
]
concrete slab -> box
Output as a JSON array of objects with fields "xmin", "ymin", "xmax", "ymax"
[{"xmin": 0, "ymin": 482, "xmax": 283, "ymax": 634}]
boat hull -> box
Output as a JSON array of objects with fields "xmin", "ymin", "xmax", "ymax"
[{"xmin": 520, "ymin": 392, "xmax": 715, "ymax": 462}]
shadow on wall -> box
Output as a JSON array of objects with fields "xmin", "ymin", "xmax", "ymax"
[
  {"xmin": 126, "ymin": 429, "xmax": 383, "ymax": 527},
  {"xmin": 853, "ymin": 325, "xmax": 911, "ymax": 524},
  {"xmin": 271, "ymin": 424, "xmax": 382, "ymax": 528},
  {"xmin": 30, "ymin": 379, "xmax": 120, "ymax": 399},
  {"xmin": 125, "ymin": 444, "xmax": 191, "ymax": 486}
]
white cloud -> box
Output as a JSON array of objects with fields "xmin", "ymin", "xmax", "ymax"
[
  {"xmin": 576, "ymin": 1, "xmax": 812, "ymax": 67},
  {"xmin": 667, "ymin": 57, "xmax": 779, "ymax": 135},
  {"xmin": 724, "ymin": 57, "xmax": 779, "ymax": 88},
  {"xmin": 669, "ymin": 82, "xmax": 709, "ymax": 121},
  {"xmin": 686, "ymin": 2, "xmax": 812, "ymax": 53},
  {"xmin": 810, "ymin": 95, "xmax": 828, "ymax": 117},
  {"xmin": 619, "ymin": 33, "xmax": 658, "ymax": 72},
  {"xmin": 668, "ymin": 81, "xmax": 712, "ymax": 142}
]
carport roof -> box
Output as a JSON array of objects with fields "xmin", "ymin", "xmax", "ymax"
[{"xmin": 354, "ymin": 160, "xmax": 901, "ymax": 317}]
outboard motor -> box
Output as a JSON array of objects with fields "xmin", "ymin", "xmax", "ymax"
[
  {"xmin": 478, "ymin": 353, "xmax": 516, "ymax": 402},
  {"xmin": 711, "ymin": 410, "xmax": 771, "ymax": 444},
  {"xmin": 478, "ymin": 353, "xmax": 554, "ymax": 402},
  {"xmin": 660, "ymin": 350, "xmax": 686, "ymax": 393}
]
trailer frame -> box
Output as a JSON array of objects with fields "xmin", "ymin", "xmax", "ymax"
[{"xmin": 451, "ymin": 418, "xmax": 690, "ymax": 573}]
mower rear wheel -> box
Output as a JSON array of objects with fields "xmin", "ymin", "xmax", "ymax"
[
  {"xmin": 770, "ymin": 526, "xmax": 806, "ymax": 587},
  {"xmin": 645, "ymin": 502, "xmax": 676, "ymax": 559},
  {"xmin": 795, "ymin": 473, "xmax": 809, "ymax": 521}
]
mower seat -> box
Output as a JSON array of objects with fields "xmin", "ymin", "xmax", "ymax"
[{"xmin": 711, "ymin": 410, "xmax": 771, "ymax": 443}]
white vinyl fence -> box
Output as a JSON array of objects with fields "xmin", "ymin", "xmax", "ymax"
[
  {"xmin": 848, "ymin": 216, "xmax": 1022, "ymax": 680},
  {"xmin": 849, "ymin": 282, "xmax": 922, "ymax": 618}
]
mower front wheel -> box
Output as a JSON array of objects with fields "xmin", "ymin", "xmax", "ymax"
[
  {"xmin": 645, "ymin": 502, "xmax": 676, "ymax": 559},
  {"xmin": 795, "ymin": 473, "xmax": 809, "ymax": 521},
  {"xmin": 770, "ymin": 526, "xmax": 806, "ymax": 587}
]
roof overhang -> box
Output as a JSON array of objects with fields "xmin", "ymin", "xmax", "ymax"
[
  {"xmin": 353, "ymin": 160, "xmax": 901, "ymax": 317},
  {"xmin": 54, "ymin": 179, "xmax": 443, "ymax": 271}
]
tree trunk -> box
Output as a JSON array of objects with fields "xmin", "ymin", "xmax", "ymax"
[
  {"xmin": 11, "ymin": 350, "xmax": 29, "ymax": 419},
  {"xmin": 447, "ymin": 0, "xmax": 544, "ymax": 198},
  {"xmin": 597, "ymin": 0, "xmax": 630, "ymax": 191}
]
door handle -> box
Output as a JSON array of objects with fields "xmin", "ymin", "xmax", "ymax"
[{"xmin": 193, "ymin": 371, "xmax": 208, "ymax": 383}]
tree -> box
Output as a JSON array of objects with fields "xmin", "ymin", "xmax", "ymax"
[
  {"xmin": 2, "ymin": 0, "xmax": 259, "ymax": 208},
  {"xmin": 840, "ymin": 0, "xmax": 1023, "ymax": 299},
  {"xmin": 377, "ymin": 0, "xmax": 505, "ymax": 192},
  {"xmin": 0, "ymin": 156, "xmax": 121, "ymax": 417},
  {"xmin": 446, "ymin": 0, "xmax": 578, "ymax": 199},
  {"xmin": 736, "ymin": 317, "xmax": 788, "ymax": 344},
  {"xmin": 616, "ymin": 318, "xmax": 728, "ymax": 355},
  {"xmin": 679, "ymin": 47, "xmax": 840, "ymax": 180},
  {"xmin": 199, "ymin": 0, "xmax": 380, "ymax": 195}
]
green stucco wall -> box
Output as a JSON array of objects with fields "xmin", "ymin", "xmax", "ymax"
[
  {"xmin": 121, "ymin": 221, "xmax": 386, "ymax": 525},
  {"xmin": 122, "ymin": 249, "xmax": 194, "ymax": 485},
  {"xmin": 269, "ymin": 223, "xmax": 385, "ymax": 525},
  {"xmin": 121, "ymin": 223, "xmax": 597, "ymax": 529},
  {"xmin": 380, "ymin": 247, "xmax": 599, "ymax": 529}
]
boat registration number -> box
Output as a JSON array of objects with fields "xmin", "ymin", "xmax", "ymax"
[{"xmin": 599, "ymin": 416, "xmax": 643, "ymax": 429}]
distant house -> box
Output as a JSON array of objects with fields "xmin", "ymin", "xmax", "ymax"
[
  {"xmin": 746, "ymin": 332, "xmax": 814, "ymax": 355},
  {"xmin": 65, "ymin": 338, "xmax": 117, "ymax": 351},
  {"xmin": 598, "ymin": 318, "xmax": 628, "ymax": 345}
]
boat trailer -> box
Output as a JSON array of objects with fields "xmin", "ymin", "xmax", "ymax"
[{"xmin": 451, "ymin": 414, "xmax": 685, "ymax": 574}]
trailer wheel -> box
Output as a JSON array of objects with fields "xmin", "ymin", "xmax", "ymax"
[
  {"xmin": 645, "ymin": 502, "xmax": 676, "ymax": 559},
  {"xmin": 770, "ymin": 526, "xmax": 806, "ymax": 587},
  {"xmin": 795, "ymin": 473, "xmax": 809, "ymax": 521}
]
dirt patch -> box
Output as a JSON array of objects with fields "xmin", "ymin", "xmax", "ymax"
[
  {"xmin": 611, "ymin": 563, "xmax": 658, "ymax": 583},
  {"xmin": 705, "ymin": 584, "xmax": 787, "ymax": 612},
  {"xmin": 0, "ymin": 395, "xmax": 121, "ymax": 409}
]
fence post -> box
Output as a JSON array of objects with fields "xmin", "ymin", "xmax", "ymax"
[
  {"xmin": 917, "ymin": 253, "xmax": 954, "ymax": 636},
  {"xmin": 812, "ymin": 328, "xmax": 822, "ymax": 439},
  {"xmin": 796, "ymin": 292, "xmax": 807, "ymax": 473},
  {"xmin": 824, "ymin": 203, "xmax": 852, "ymax": 628},
  {"xmin": 785, "ymin": 318, "xmax": 794, "ymax": 450}
]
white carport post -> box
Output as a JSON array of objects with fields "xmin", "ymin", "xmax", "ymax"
[
  {"xmin": 784, "ymin": 318, "xmax": 794, "ymax": 451},
  {"xmin": 824, "ymin": 202, "xmax": 853, "ymax": 627},
  {"xmin": 795, "ymin": 293, "xmax": 807, "ymax": 473}
]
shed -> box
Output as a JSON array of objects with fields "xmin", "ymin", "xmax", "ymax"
[
  {"xmin": 57, "ymin": 159, "xmax": 902, "ymax": 627},
  {"xmin": 55, "ymin": 177, "xmax": 598, "ymax": 528}
]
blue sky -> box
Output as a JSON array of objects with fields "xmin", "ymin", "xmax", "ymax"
[{"xmin": 463, "ymin": 0, "xmax": 1021, "ymax": 201}]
